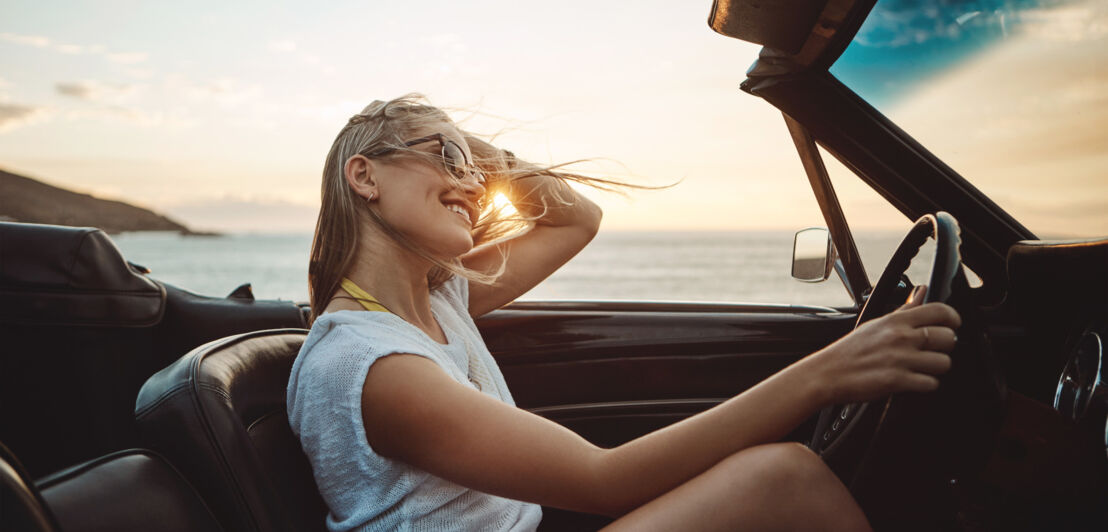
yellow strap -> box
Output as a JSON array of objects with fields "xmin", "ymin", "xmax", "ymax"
[{"xmin": 340, "ymin": 278, "xmax": 390, "ymax": 313}]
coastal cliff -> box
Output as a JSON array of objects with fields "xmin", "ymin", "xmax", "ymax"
[{"xmin": 0, "ymin": 168, "xmax": 201, "ymax": 234}]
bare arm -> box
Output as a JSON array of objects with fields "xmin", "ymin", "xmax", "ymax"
[
  {"xmin": 363, "ymin": 352, "xmax": 824, "ymax": 517},
  {"xmin": 362, "ymin": 290, "xmax": 960, "ymax": 516},
  {"xmin": 461, "ymin": 137, "xmax": 602, "ymax": 317}
]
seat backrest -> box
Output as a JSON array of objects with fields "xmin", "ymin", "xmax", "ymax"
[
  {"xmin": 0, "ymin": 222, "xmax": 307, "ymax": 478},
  {"xmin": 37, "ymin": 449, "xmax": 224, "ymax": 532},
  {"xmin": 134, "ymin": 329, "xmax": 327, "ymax": 532}
]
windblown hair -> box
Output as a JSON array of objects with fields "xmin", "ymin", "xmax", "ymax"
[{"xmin": 308, "ymin": 93, "xmax": 631, "ymax": 323}]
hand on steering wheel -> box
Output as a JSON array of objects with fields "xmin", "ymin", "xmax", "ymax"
[{"xmin": 803, "ymin": 285, "xmax": 961, "ymax": 405}]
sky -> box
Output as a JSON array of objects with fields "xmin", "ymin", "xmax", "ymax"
[
  {"xmin": 1, "ymin": 0, "xmax": 1105, "ymax": 236},
  {"xmin": 832, "ymin": 0, "xmax": 1108, "ymax": 237}
]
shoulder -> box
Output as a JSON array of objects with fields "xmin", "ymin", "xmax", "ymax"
[
  {"xmin": 290, "ymin": 310, "xmax": 470, "ymax": 395},
  {"xmin": 291, "ymin": 312, "xmax": 428, "ymax": 390},
  {"xmin": 288, "ymin": 313, "xmax": 450, "ymax": 430},
  {"xmin": 307, "ymin": 310, "xmax": 425, "ymax": 350}
]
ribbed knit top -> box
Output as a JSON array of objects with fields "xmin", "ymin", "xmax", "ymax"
[{"xmin": 287, "ymin": 275, "xmax": 542, "ymax": 531}]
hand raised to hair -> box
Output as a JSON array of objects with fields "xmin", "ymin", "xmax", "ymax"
[
  {"xmin": 462, "ymin": 134, "xmax": 519, "ymax": 194},
  {"xmin": 800, "ymin": 285, "xmax": 962, "ymax": 406},
  {"xmin": 463, "ymin": 135, "xmax": 510, "ymax": 168}
]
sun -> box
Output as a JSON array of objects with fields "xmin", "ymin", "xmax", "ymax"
[{"xmin": 491, "ymin": 192, "xmax": 517, "ymax": 216}]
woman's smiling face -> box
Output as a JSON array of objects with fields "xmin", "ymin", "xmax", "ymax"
[{"xmin": 371, "ymin": 122, "xmax": 486, "ymax": 260}]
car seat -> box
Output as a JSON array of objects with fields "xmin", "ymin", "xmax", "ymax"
[
  {"xmin": 0, "ymin": 222, "xmax": 307, "ymax": 478},
  {"xmin": 134, "ymin": 329, "xmax": 327, "ymax": 532},
  {"xmin": 2, "ymin": 440, "xmax": 223, "ymax": 532}
]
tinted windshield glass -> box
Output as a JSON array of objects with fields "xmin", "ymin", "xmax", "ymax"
[{"xmin": 832, "ymin": 0, "xmax": 1108, "ymax": 238}]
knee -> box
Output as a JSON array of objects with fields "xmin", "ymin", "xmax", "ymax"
[
  {"xmin": 709, "ymin": 444, "xmax": 869, "ymax": 531},
  {"xmin": 721, "ymin": 442, "xmax": 834, "ymax": 491}
]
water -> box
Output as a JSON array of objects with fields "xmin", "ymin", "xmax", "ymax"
[{"xmin": 111, "ymin": 230, "xmax": 923, "ymax": 308}]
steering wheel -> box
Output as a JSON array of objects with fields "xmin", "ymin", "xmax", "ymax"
[{"xmin": 809, "ymin": 212, "xmax": 1006, "ymax": 528}]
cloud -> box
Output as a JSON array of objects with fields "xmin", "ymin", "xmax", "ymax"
[
  {"xmin": 50, "ymin": 80, "xmax": 162, "ymax": 126},
  {"xmin": 0, "ymin": 32, "xmax": 50, "ymax": 47},
  {"xmin": 63, "ymin": 105, "xmax": 167, "ymax": 126},
  {"xmin": 124, "ymin": 68, "xmax": 155, "ymax": 80},
  {"xmin": 1016, "ymin": 3, "xmax": 1108, "ymax": 42},
  {"xmin": 180, "ymin": 78, "xmax": 263, "ymax": 108},
  {"xmin": 0, "ymin": 101, "xmax": 50, "ymax": 132},
  {"xmin": 55, "ymin": 80, "xmax": 141, "ymax": 102},
  {"xmin": 268, "ymin": 40, "xmax": 297, "ymax": 52},
  {"xmin": 853, "ymin": 6, "xmax": 961, "ymax": 48},
  {"xmin": 0, "ymin": 32, "xmax": 148, "ymax": 66},
  {"xmin": 55, "ymin": 43, "xmax": 84, "ymax": 54},
  {"xmin": 856, "ymin": 0, "xmax": 1108, "ymax": 48},
  {"xmin": 266, "ymin": 39, "xmax": 334, "ymax": 75},
  {"xmin": 106, "ymin": 51, "xmax": 149, "ymax": 64},
  {"xmin": 55, "ymin": 81, "xmax": 98, "ymax": 100}
]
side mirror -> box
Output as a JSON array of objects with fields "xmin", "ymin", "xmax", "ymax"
[{"xmin": 792, "ymin": 227, "xmax": 834, "ymax": 282}]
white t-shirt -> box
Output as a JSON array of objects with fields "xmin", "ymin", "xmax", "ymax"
[{"xmin": 287, "ymin": 275, "xmax": 542, "ymax": 531}]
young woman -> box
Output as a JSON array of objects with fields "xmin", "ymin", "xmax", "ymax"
[{"xmin": 287, "ymin": 95, "xmax": 961, "ymax": 531}]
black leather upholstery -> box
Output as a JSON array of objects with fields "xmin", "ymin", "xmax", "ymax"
[
  {"xmin": 0, "ymin": 222, "xmax": 166, "ymax": 327},
  {"xmin": 135, "ymin": 329, "xmax": 327, "ymax": 532},
  {"xmin": 37, "ymin": 449, "xmax": 223, "ymax": 532},
  {"xmin": 0, "ymin": 222, "xmax": 307, "ymax": 477},
  {"xmin": 0, "ymin": 441, "xmax": 60, "ymax": 532}
]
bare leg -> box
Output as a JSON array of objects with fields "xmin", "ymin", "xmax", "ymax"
[{"xmin": 601, "ymin": 442, "xmax": 871, "ymax": 532}]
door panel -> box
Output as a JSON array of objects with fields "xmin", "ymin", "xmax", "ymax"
[
  {"xmin": 481, "ymin": 302, "xmax": 855, "ymax": 530},
  {"xmin": 481, "ymin": 302, "xmax": 856, "ymax": 445}
]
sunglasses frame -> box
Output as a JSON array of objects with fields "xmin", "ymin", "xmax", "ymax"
[{"xmin": 360, "ymin": 133, "xmax": 485, "ymax": 184}]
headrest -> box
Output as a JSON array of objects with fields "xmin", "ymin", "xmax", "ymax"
[{"xmin": 0, "ymin": 222, "xmax": 165, "ymax": 326}]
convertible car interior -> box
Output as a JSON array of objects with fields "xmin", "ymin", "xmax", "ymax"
[{"xmin": 2, "ymin": 0, "xmax": 1105, "ymax": 531}]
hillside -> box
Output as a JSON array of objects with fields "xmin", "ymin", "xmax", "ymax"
[{"xmin": 0, "ymin": 168, "xmax": 202, "ymax": 234}]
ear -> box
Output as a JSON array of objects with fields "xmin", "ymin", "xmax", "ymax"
[{"xmin": 343, "ymin": 155, "xmax": 379, "ymax": 200}]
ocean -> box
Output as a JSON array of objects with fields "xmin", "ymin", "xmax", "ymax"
[{"xmin": 111, "ymin": 230, "xmax": 927, "ymax": 309}]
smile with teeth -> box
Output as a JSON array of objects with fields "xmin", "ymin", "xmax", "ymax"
[{"xmin": 445, "ymin": 203, "xmax": 471, "ymax": 224}]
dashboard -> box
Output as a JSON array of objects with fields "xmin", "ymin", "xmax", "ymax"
[
  {"xmin": 1054, "ymin": 329, "xmax": 1107, "ymax": 450},
  {"xmin": 1004, "ymin": 237, "xmax": 1108, "ymax": 463}
]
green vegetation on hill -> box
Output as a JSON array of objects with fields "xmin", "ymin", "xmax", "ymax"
[{"xmin": 0, "ymin": 168, "xmax": 202, "ymax": 234}]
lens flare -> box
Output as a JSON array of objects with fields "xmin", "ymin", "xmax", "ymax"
[{"xmin": 492, "ymin": 192, "xmax": 517, "ymax": 216}]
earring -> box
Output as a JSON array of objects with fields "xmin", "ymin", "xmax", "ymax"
[{"xmin": 366, "ymin": 191, "xmax": 376, "ymax": 202}]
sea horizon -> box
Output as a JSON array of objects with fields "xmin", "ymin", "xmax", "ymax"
[{"xmin": 111, "ymin": 229, "xmax": 919, "ymax": 308}]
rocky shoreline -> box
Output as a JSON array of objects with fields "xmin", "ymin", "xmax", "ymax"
[{"xmin": 0, "ymin": 168, "xmax": 215, "ymax": 236}]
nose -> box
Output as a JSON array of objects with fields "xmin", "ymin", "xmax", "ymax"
[{"xmin": 460, "ymin": 170, "xmax": 486, "ymax": 199}]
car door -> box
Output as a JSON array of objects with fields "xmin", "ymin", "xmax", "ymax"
[{"xmin": 483, "ymin": 299, "xmax": 856, "ymax": 447}]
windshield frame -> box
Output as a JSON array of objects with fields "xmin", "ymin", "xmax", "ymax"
[{"xmin": 723, "ymin": 0, "xmax": 1036, "ymax": 304}]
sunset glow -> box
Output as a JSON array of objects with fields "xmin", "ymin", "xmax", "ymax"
[
  {"xmin": 491, "ymin": 192, "xmax": 517, "ymax": 217},
  {"xmin": 1, "ymin": 0, "xmax": 1104, "ymax": 236}
]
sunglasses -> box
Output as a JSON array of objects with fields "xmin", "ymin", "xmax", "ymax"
[{"xmin": 361, "ymin": 133, "xmax": 485, "ymax": 185}]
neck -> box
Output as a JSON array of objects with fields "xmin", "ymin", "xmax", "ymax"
[{"xmin": 342, "ymin": 229, "xmax": 442, "ymax": 338}]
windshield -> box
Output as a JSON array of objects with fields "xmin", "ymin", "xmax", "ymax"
[{"xmin": 831, "ymin": 0, "xmax": 1108, "ymax": 238}]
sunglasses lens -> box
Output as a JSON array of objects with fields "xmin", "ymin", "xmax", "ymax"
[{"xmin": 442, "ymin": 142, "xmax": 467, "ymax": 180}]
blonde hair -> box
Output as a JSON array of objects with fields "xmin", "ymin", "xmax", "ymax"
[{"xmin": 308, "ymin": 93, "xmax": 631, "ymax": 323}]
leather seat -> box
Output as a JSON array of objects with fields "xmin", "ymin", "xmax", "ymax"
[
  {"xmin": 37, "ymin": 449, "xmax": 224, "ymax": 532},
  {"xmin": 134, "ymin": 329, "xmax": 327, "ymax": 532},
  {"xmin": 0, "ymin": 222, "xmax": 307, "ymax": 478},
  {"xmin": 2, "ymin": 441, "xmax": 222, "ymax": 532}
]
